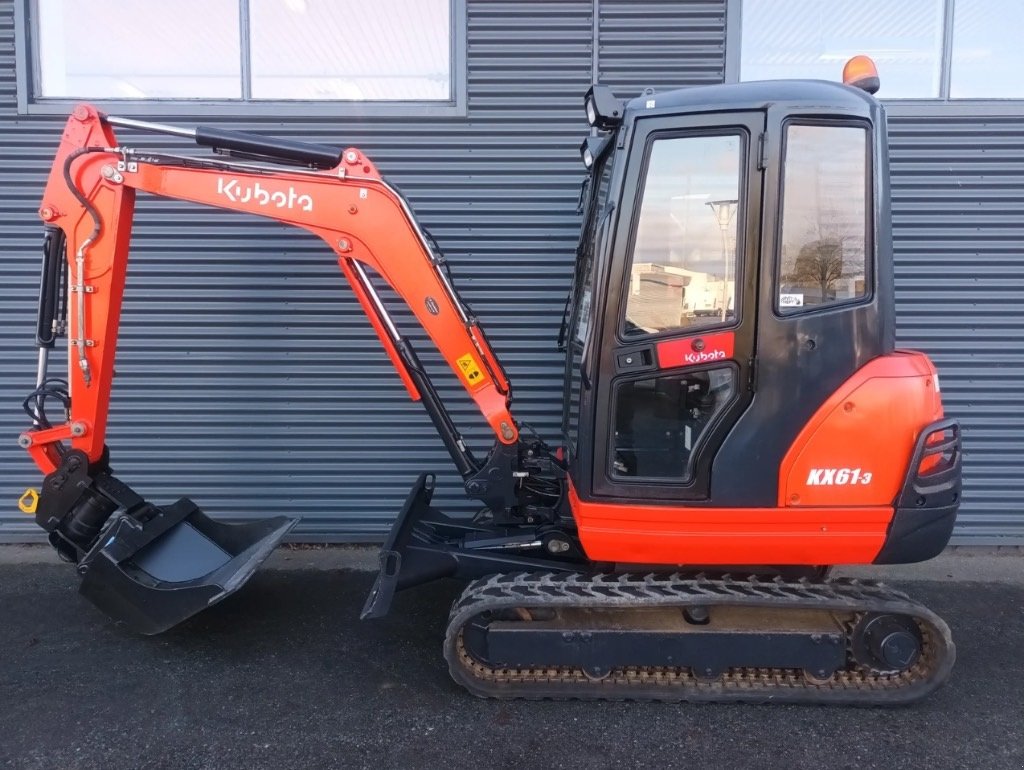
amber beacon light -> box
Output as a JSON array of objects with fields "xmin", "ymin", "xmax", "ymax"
[{"xmin": 843, "ymin": 55, "xmax": 880, "ymax": 94}]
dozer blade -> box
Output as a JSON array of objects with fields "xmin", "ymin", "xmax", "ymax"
[{"xmin": 76, "ymin": 498, "xmax": 297, "ymax": 635}]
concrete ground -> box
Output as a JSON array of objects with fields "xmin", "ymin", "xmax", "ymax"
[{"xmin": 0, "ymin": 546, "xmax": 1021, "ymax": 770}]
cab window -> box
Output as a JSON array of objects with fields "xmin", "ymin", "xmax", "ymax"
[
  {"xmin": 623, "ymin": 133, "xmax": 744, "ymax": 337},
  {"xmin": 565, "ymin": 148, "xmax": 615, "ymax": 455},
  {"xmin": 575, "ymin": 154, "xmax": 615, "ymax": 346},
  {"xmin": 777, "ymin": 124, "xmax": 869, "ymax": 313},
  {"xmin": 612, "ymin": 366, "xmax": 737, "ymax": 479}
]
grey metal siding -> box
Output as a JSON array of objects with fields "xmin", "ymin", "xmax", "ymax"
[
  {"xmin": 5, "ymin": 0, "xmax": 1014, "ymax": 546},
  {"xmin": 599, "ymin": 0, "xmax": 726, "ymax": 93},
  {"xmin": 0, "ymin": 0, "xmax": 727, "ymax": 541},
  {"xmin": 888, "ymin": 111, "xmax": 1024, "ymax": 543}
]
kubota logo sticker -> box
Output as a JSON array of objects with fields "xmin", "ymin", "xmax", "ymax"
[
  {"xmin": 682, "ymin": 349, "xmax": 727, "ymax": 365},
  {"xmin": 217, "ymin": 178, "xmax": 314, "ymax": 211},
  {"xmin": 656, "ymin": 333, "xmax": 735, "ymax": 370},
  {"xmin": 806, "ymin": 467, "xmax": 873, "ymax": 486},
  {"xmin": 456, "ymin": 353, "xmax": 485, "ymax": 389}
]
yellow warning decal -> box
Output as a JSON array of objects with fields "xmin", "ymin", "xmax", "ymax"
[
  {"xmin": 18, "ymin": 488, "xmax": 39, "ymax": 515},
  {"xmin": 456, "ymin": 353, "xmax": 486, "ymax": 389}
]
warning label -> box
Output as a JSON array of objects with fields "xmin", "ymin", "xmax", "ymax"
[{"xmin": 456, "ymin": 353, "xmax": 486, "ymax": 389}]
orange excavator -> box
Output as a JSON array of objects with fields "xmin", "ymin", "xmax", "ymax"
[{"xmin": 18, "ymin": 57, "xmax": 960, "ymax": 703}]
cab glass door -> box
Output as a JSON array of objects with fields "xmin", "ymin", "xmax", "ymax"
[{"xmin": 592, "ymin": 113, "xmax": 763, "ymax": 501}]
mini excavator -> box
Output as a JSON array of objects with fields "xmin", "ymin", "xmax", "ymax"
[{"xmin": 18, "ymin": 57, "xmax": 961, "ymax": 704}]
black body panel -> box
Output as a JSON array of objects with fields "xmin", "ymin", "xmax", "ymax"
[
  {"xmin": 876, "ymin": 418, "xmax": 962, "ymax": 564},
  {"xmin": 875, "ymin": 505, "xmax": 958, "ymax": 565}
]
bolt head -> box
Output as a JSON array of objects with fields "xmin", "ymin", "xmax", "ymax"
[
  {"xmin": 337, "ymin": 239, "xmax": 351, "ymax": 252},
  {"xmin": 345, "ymin": 151, "xmax": 359, "ymax": 164},
  {"xmin": 17, "ymin": 434, "xmax": 31, "ymax": 448}
]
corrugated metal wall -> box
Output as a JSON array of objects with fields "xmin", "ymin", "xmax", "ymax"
[
  {"xmin": 888, "ymin": 111, "xmax": 1024, "ymax": 542},
  {"xmin": 2, "ymin": 0, "xmax": 1019, "ymax": 545},
  {"xmin": 0, "ymin": 0, "xmax": 726, "ymax": 541},
  {"xmin": 598, "ymin": 0, "xmax": 725, "ymax": 92}
]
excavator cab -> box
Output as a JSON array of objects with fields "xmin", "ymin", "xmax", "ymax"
[
  {"xmin": 19, "ymin": 58, "xmax": 960, "ymax": 703},
  {"xmin": 568, "ymin": 79, "xmax": 887, "ymax": 507},
  {"xmin": 554, "ymin": 78, "xmax": 958, "ymax": 570},
  {"xmin": 564, "ymin": 80, "xmax": 920, "ymax": 542}
]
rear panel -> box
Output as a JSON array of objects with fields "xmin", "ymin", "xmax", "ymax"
[{"xmin": 570, "ymin": 350, "xmax": 951, "ymax": 565}]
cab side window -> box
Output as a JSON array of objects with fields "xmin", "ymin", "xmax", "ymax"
[
  {"xmin": 623, "ymin": 133, "xmax": 744, "ymax": 337},
  {"xmin": 612, "ymin": 367, "xmax": 737, "ymax": 480},
  {"xmin": 777, "ymin": 124, "xmax": 870, "ymax": 313}
]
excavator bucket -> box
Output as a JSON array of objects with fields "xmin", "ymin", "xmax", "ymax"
[{"xmin": 75, "ymin": 498, "xmax": 297, "ymax": 635}]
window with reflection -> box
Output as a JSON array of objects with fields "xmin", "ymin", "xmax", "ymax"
[
  {"xmin": 35, "ymin": 0, "xmax": 453, "ymax": 102},
  {"xmin": 778, "ymin": 124, "xmax": 869, "ymax": 314},
  {"xmin": 575, "ymin": 154, "xmax": 615, "ymax": 347},
  {"xmin": 624, "ymin": 134, "xmax": 744, "ymax": 337},
  {"xmin": 566, "ymin": 150, "xmax": 616, "ymax": 456},
  {"xmin": 742, "ymin": 0, "xmax": 1024, "ymax": 100},
  {"xmin": 951, "ymin": 0, "xmax": 1024, "ymax": 98},
  {"xmin": 741, "ymin": 0, "xmax": 944, "ymax": 99}
]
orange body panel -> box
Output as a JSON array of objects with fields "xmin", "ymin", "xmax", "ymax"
[
  {"xmin": 778, "ymin": 350, "xmax": 943, "ymax": 508},
  {"xmin": 569, "ymin": 481, "xmax": 892, "ymax": 565},
  {"xmin": 570, "ymin": 351, "xmax": 944, "ymax": 566},
  {"xmin": 26, "ymin": 105, "xmax": 518, "ymax": 473}
]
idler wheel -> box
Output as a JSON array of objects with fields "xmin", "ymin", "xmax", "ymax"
[{"xmin": 852, "ymin": 613, "xmax": 923, "ymax": 673}]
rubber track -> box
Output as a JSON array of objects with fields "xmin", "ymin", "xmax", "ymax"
[{"xmin": 443, "ymin": 572, "xmax": 955, "ymax": 705}]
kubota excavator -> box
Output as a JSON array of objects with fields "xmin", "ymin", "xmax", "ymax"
[{"xmin": 18, "ymin": 56, "xmax": 961, "ymax": 704}]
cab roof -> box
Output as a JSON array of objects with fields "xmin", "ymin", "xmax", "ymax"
[{"xmin": 624, "ymin": 79, "xmax": 879, "ymax": 120}]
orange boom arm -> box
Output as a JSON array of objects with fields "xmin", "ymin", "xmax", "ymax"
[{"xmin": 25, "ymin": 105, "xmax": 517, "ymax": 476}]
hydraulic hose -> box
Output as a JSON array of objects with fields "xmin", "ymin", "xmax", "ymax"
[{"xmin": 61, "ymin": 146, "xmax": 112, "ymax": 387}]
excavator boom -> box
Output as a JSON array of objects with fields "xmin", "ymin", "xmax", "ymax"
[
  {"xmin": 20, "ymin": 105, "xmax": 531, "ymax": 634},
  {"xmin": 29, "ymin": 105, "xmax": 517, "ymax": 478}
]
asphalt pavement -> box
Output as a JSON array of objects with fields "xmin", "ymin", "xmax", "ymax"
[{"xmin": 1, "ymin": 547, "xmax": 1022, "ymax": 770}]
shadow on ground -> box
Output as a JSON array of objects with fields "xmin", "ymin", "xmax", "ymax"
[{"xmin": 1, "ymin": 565, "xmax": 1022, "ymax": 770}]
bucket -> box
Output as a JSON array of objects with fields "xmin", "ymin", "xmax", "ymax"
[{"xmin": 75, "ymin": 498, "xmax": 296, "ymax": 634}]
